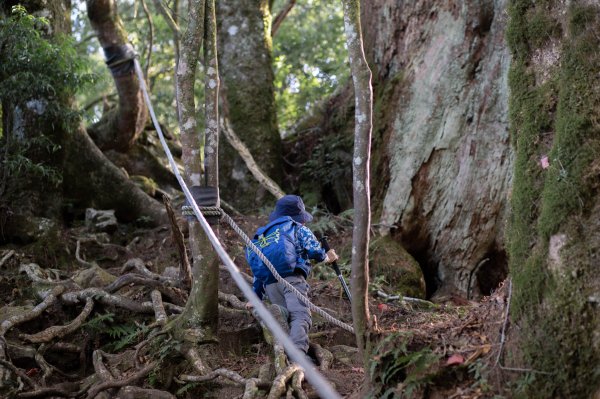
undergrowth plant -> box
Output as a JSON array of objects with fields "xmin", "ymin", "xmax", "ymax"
[{"xmin": 368, "ymin": 332, "xmax": 441, "ymax": 398}]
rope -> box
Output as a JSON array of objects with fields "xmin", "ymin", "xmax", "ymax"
[
  {"xmin": 220, "ymin": 212, "xmax": 355, "ymax": 334},
  {"xmin": 133, "ymin": 58, "xmax": 342, "ymax": 399},
  {"xmin": 181, "ymin": 204, "xmax": 355, "ymax": 333}
]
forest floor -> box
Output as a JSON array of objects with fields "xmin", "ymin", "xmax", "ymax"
[{"xmin": 0, "ymin": 209, "xmax": 513, "ymax": 398}]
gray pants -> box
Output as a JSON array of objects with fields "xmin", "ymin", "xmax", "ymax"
[{"xmin": 265, "ymin": 275, "xmax": 311, "ymax": 354}]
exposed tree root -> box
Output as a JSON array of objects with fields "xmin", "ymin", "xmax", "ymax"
[
  {"xmin": 0, "ymin": 285, "xmax": 65, "ymax": 337},
  {"xmin": 104, "ymin": 274, "xmax": 187, "ymax": 305},
  {"xmin": 115, "ymin": 385, "xmax": 176, "ymax": 399},
  {"xmin": 267, "ymin": 363, "xmax": 302, "ymax": 399},
  {"xmin": 218, "ymin": 291, "xmax": 247, "ymax": 310},
  {"xmin": 21, "ymin": 297, "xmax": 94, "ymax": 343},
  {"xmin": 75, "ymin": 239, "xmax": 95, "ymax": 268},
  {"xmin": 151, "ymin": 290, "xmax": 168, "ymax": 326},
  {"xmin": 85, "ymin": 361, "xmax": 156, "ymax": 399},
  {"xmin": 60, "ymin": 288, "xmax": 153, "ymax": 314}
]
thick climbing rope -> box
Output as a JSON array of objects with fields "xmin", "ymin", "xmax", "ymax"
[
  {"xmin": 133, "ymin": 58, "xmax": 342, "ymax": 399},
  {"xmin": 183, "ymin": 206, "xmax": 355, "ymax": 334}
]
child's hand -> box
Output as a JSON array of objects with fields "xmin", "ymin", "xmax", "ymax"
[
  {"xmin": 245, "ymin": 302, "xmax": 254, "ymax": 310},
  {"xmin": 324, "ymin": 249, "xmax": 339, "ymax": 263}
]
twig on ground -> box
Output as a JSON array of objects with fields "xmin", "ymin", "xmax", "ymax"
[
  {"xmin": 495, "ymin": 278, "xmax": 512, "ymax": 367},
  {"xmin": 0, "ymin": 249, "xmax": 15, "ymax": 268}
]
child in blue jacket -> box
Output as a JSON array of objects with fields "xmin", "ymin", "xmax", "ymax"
[{"xmin": 246, "ymin": 195, "xmax": 338, "ymax": 354}]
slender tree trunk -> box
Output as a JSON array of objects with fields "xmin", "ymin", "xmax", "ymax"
[
  {"xmin": 171, "ymin": 0, "xmax": 218, "ymax": 341},
  {"xmin": 342, "ymin": 0, "xmax": 374, "ymax": 369}
]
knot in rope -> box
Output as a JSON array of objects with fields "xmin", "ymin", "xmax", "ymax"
[{"xmin": 182, "ymin": 205, "xmax": 222, "ymax": 218}]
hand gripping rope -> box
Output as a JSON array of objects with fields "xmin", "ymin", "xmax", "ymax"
[{"xmin": 133, "ymin": 58, "xmax": 344, "ymax": 399}]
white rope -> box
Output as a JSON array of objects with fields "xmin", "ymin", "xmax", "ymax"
[
  {"xmin": 220, "ymin": 212, "xmax": 355, "ymax": 333},
  {"xmin": 133, "ymin": 59, "xmax": 342, "ymax": 399},
  {"xmin": 182, "ymin": 206, "xmax": 355, "ymax": 332}
]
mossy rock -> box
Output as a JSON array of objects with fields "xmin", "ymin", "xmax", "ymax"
[
  {"xmin": 72, "ymin": 265, "xmax": 116, "ymax": 288},
  {"xmin": 130, "ymin": 175, "xmax": 157, "ymax": 197},
  {"xmin": 337, "ymin": 236, "xmax": 426, "ymax": 298},
  {"xmin": 368, "ymin": 236, "xmax": 426, "ymax": 299}
]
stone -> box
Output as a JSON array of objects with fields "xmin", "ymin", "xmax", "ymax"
[{"xmin": 85, "ymin": 208, "xmax": 118, "ymax": 233}]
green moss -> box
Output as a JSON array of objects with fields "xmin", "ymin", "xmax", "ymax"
[{"xmin": 507, "ymin": 1, "xmax": 600, "ymax": 397}]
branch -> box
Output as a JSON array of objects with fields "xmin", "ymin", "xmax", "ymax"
[
  {"xmin": 220, "ymin": 117, "xmax": 285, "ymax": 199},
  {"xmin": 271, "ymin": 0, "xmax": 296, "ymax": 37}
]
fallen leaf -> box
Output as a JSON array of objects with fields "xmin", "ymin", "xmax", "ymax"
[
  {"xmin": 377, "ymin": 303, "xmax": 389, "ymax": 312},
  {"xmin": 446, "ymin": 354, "xmax": 465, "ymax": 366}
]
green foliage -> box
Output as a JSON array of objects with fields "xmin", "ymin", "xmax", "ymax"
[
  {"xmin": 82, "ymin": 312, "xmax": 148, "ymax": 352},
  {"xmin": 272, "ymin": 0, "xmax": 349, "ymax": 131},
  {"xmin": 307, "ymin": 208, "xmax": 354, "ymax": 236},
  {"xmin": 468, "ymin": 360, "xmax": 492, "ymax": 393},
  {"xmin": 0, "ymin": 6, "xmax": 94, "ymax": 186},
  {"xmin": 301, "ymin": 132, "xmax": 353, "ymax": 190},
  {"xmin": 368, "ymin": 332, "xmax": 440, "ymax": 398}
]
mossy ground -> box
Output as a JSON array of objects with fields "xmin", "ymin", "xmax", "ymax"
[{"xmin": 506, "ymin": 1, "xmax": 600, "ymax": 397}]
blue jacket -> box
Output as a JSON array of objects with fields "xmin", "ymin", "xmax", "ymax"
[{"xmin": 246, "ymin": 216, "xmax": 326, "ymax": 299}]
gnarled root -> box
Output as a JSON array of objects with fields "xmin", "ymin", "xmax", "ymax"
[{"xmin": 21, "ymin": 297, "xmax": 94, "ymax": 344}]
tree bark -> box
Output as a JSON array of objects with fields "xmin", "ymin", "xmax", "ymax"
[
  {"xmin": 361, "ymin": 0, "xmax": 512, "ymax": 298},
  {"xmin": 216, "ymin": 0, "xmax": 282, "ymax": 210},
  {"xmin": 0, "ymin": 1, "xmax": 166, "ymax": 244},
  {"xmin": 170, "ymin": 0, "xmax": 219, "ymax": 340},
  {"xmin": 342, "ymin": 0, "xmax": 374, "ymax": 368},
  {"xmin": 86, "ymin": 0, "xmax": 148, "ymax": 153}
]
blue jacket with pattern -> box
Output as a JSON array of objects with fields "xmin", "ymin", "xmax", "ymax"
[{"xmin": 246, "ymin": 216, "xmax": 326, "ymax": 299}]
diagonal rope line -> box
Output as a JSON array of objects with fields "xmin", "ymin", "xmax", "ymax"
[
  {"xmin": 133, "ymin": 58, "xmax": 342, "ymax": 399},
  {"xmin": 219, "ymin": 212, "xmax": 355, "ymax": 333}
]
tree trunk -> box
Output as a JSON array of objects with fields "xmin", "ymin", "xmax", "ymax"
[
  {"xmin": 85, "ymin": 0, "xmax": 148, "ymax": 152},
  {"xmin": 0, "ymin": 1, "xmax": 167, "ymax": 244},
  {"xmin": 342, "ymin": 0, "xmax": 374, "ymax": 368},
  {"xmin": 216, "ymin": 0, "xmax": 282, "ymax": 210},
  {"xmin": 170, "ymin": 0, "xmax": 220, "ymax": 341},
  {"xmin": 504, "ymin": 1, "xmax": 600, "ymax": 397},
  {"xmin": 362, "ymin": 0, "xmax": 512, "ymax": 298}
]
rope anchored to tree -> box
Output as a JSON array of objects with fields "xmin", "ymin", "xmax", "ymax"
[{"xmin": 133, "ymin": 57, "xmax": 343, "ymax": 399}]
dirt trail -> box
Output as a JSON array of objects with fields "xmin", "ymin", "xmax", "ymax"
[{"xmin": 0, "ymin": 214, "xmax": 509, "ymax": 398}]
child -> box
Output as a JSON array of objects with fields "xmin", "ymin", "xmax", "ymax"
[{"xmin": 245, "ymin": 195, "xmax": 338, "ymax": 355}]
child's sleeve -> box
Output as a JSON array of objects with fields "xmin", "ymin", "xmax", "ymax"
[{"xmin": 298, "ymin": 226, "xmax": 326, "ymax": 262}]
